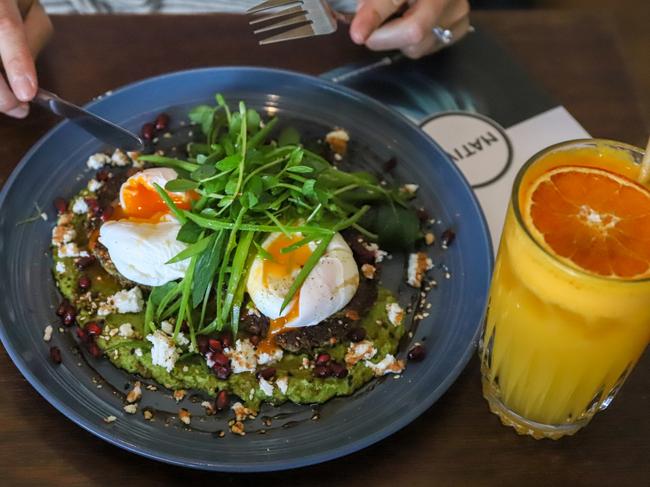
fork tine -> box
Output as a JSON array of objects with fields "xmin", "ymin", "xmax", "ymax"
[
  {"xmin": 249, "ymin": 5, "xmax": 304, "ymax": 26},
  {"xmin": 258, "ymin": 23, "xmax": 315, "ymax": 45},
  {"xmin": 247, "ymin": 0, "xmax": 300, "ymax": 14},
  {"xmin": 254, "ymin": 14, "xmax": 310, "ymax": 34}
]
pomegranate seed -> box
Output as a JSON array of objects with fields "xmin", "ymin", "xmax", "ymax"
[
  {"xmin": 211, "ymin": 352, "xmax": 229, "ymax": 368},
  {"xmin": 313, "ymin": 364, "xmax": 332, "ymax": 379},
  {"xmin": 56, "ymin": 299, "xmax": 71, "ymax": 317},
  {"xmin": 87, "ymin": 342, "xmax": 102, "ymax": 358},
  {"xmin": 208, "ymin": 338, "xmax": 222, "ymax": 353},
  {"xmin": 315, "ymin": 353, "xmax": 330, "ymax": 365},
  {"xmin": 249, "ymin": 335, "xmax": 260, "ymax": 346},
  {"xmin": 347, "ymin": 327, "xmax": 366, "ymax": 342},
  {"xmin": 213, "ymin": 365, "xmax": 231, "ymax": 380},
  {"xmin": 196, "ymin": 335, "xmax": 209, "ymax": 355},
  {"xmin": 53, "ymin": 197, "xmax": 67, "ymax": 214},
  {"xmin": 407, "ymin": 344, "xmax": 426, "ymax": 362},
  {"xmin": 215, "ymin": 390, "xmax": 230, "ymax": 410},
  {"xmin": 85, "ymin": 198, "xmax": 100, "ymax": 216},
  {"xmin": 330, "ymin": 362, "xmax": 348, "ymax": 379},
  {"xmin": 96, "ymin": 168, "xmax": 111, "ymax": 181},
  {"xmin": 155, "ymin": 113, "xmax": 170, "ymax": 131},
  {"xmin": 75, "ymin": 255, "xmax": 96, "ymax": 270},
  {"xmin": 85, "ymin": 321, "xmax": 102, "ymax": 336},
  {"xmin": 441, "ymin": 229, "xmax": 456, "ymax": 248},
  {"xmin": 62, "ymin": 309, "xmax": 76, "ymax": 327},
  {"xmin": 258, "ymin": 367, "xmax": 276, "ymax": 380},
  {"xmin": 383, "ymin": 157, "xmax": 397, "ymax": 173},
  {"xmin": 78, "ymin": 275, "xmax": 91, "ymax": 291},
  {"xmin": 141, "ymin": 122, "xmax": 155, "ymax": 141},
  {"xmin": 416, "ymin": 207, "xmax": 430, "ymax": 223},
  {"xmin": 50, "ymin": 346, "xmax": 62, "ymax": 364},
  {"xmin": 100, "ymin": 206, "xmax": 114, "ymax": 222},
  {"xmin": 220, "ymin": 333, "xmax": 232, "ymax": 349}
]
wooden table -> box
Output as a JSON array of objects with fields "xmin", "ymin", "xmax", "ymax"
[{"xmin": 0, "ymin": 11, "xmax": 647, "ymax": 486}]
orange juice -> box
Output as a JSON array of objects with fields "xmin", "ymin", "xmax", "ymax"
[{"xmin": 480, "ymin": 140, "xmax": 650, "ymax": 439}]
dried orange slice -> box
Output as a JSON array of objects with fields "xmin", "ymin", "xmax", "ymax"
[{"xmin": 523, "ymin": 165, "xmax": 650, "ymax": 279}]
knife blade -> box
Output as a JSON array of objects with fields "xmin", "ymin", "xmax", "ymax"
[{"xmin": 33, "ymin": 89, "xmax": 144, "ymax": 151}]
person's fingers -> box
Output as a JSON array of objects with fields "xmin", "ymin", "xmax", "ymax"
[
  {"xmin": 349, "ymin": 0, "xmax": 407, "ymax": 45},
  {"xmin": 0, "ymin": 75, "xmax": 28, "ymax": 117},
  {"xmin": 0, "ymin": 0, "xmax": 37, "ymax": 103},
  {"xmin": 23, "ymin": 1, "xmax": 53, "ymax": 56},
  {"xmin": 401, "ymin": 14, "xmax": 471, "ymax": 59},
  {"xmin": 365, "ymin": 0, "xmax": 445, "ymax": 51}
]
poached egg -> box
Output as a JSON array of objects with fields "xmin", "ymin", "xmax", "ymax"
[
  {"xmin": 98, "ymin": 168, "xmax": 195, "ymax": 286},
  {"xmin": 246, "ymin": 232, "xmax": 359, "ymax": 332}
]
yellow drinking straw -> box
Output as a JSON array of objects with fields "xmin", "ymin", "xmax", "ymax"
[{"xmin": 637, "ymin": 136, "xmax": 650, "ymax": 184}]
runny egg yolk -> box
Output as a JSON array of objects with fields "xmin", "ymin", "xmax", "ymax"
[
  {"xmin": 118, "ymin": 175, "xmax": 193, "ymax": 221},
  {"xmin": 257, "ymin": 234, "xmax": 312, "ymax": 353}
]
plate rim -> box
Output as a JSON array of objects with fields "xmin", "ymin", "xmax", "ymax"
[{"xmin": 0, "ymin": 66, "xmax": 493, "ymax": 472}]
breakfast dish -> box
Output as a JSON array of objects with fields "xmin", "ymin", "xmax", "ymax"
[
  {"xmin": 0, "ymin": 67, "xmax": 492, "ymax": 470},
  {"xmin": 50, "ymin": 96, "xmax": 440, "ymax": 432}
]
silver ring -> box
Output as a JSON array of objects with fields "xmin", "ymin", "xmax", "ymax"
[{"xmin": 432, "ymin": 26, "xmax": 454, "ymax": 45}]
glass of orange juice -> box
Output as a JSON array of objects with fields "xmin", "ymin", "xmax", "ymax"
[{"xmin": 479, "ymin": 139, "xmax": 650, "ymax": 439}]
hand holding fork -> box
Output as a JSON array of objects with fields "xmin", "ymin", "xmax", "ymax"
[{"xmin": 249, "ymin": 0, "xmax": 472, "ymax": 60}]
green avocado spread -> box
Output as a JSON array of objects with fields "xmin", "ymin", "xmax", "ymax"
[{"xmin": 53, "ymin": 196, "xmax": 406, "ymax": 413}]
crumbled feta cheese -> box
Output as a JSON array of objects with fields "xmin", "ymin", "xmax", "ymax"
[
  {"xmin": 362, "ymin": 242, "xmax": 388, "ymax": 263},
  {"xmin": 176, "ymin": 332, "xmax": 189, "ymax": 347},
  {"xmin": 40, "ymin": 212, "xmax": 48, "ymax": 221},
  {"xmin": 407, "ymin": 252, "xmax": 433, "ymax": 288},
  {"xmin": 225, "ymin": 339, "xmax": 257, "ymax": 374},
  {"xmin": 72, "ymin": 198, "xmax": 88, "ymax": 215},
  {"xmin": 256, "ymin": 347, "xmax": 283, "ymax": 366},
  {"xmin": 361, "ymin": 263, "xmax": 376, "ymax": 279},
  {"xmin": 97, "ymin": 302, "xmax": 114, "ymax": 317},
  {"xmin": 301, "ymin": 357, "xmax": 312, "ymax": 369},
  {"xmin": 276, "ymin": 376, "xmax": 288, "ymax": 395},
  {"xmin": 345, "ymin": 340, "xmax": 377, "ymax": 366},
  {"xmin": 87, "ymin": 178, "xmax": 104, "ymax": 192},
  {"xmin": 401, "ymin": 183, "xmax": 419, "ymax": 195},
  {"xmin": 103, "ymin": 415, "xmax": 117, "ymax": 423},
  {"xmin": 57, "ymin": 243, "xmax": 81, "ymax": 258},
  {"xmin": 134, "ymin": 348, "xmax": 143, "ymax": 357},
  {"xmin": 259, "ymin": 377, "xmax": 274, "ymax": 397},
  {"xmin": 87, "ymin": 153, "xmax": 111, "ymax": 170},
  {"xmin": 146, "ymin": 330, "xmax": 179, "ymax": 372},
  {"xmin": 386, "ymin": 302, "xmax": 404, "ymax": 327},
  {"xmin": 127, "ymin": 151, "xmax": 144, "ymax": 168},
  {"xmin": 161, "ymin": 320, "xmax": 174, "ymax": 334},
  {"xmin": 43, "ymin": 325, "xmax": 53, "ymax": 342},
  {"xmin": 123, "ymin": 404, "xmax": 138, "ymax": 414},
  {"xmin": 365, "ymin": 354, "xmax": 405, "ymax": 376},
  {"xmin": 111, "ymin": 149, "xmax": 130, "ymax": 167},
  {"xmin": 55, "ymin": 261, "xmax": 66, "ymax": 274},
  {"xmin": 112, "ymin": 287, "xmax": 144, "ymax": 313},
  {"xmin": 118, "ymin": 323, "xmax": 134, "ymax": 338}
]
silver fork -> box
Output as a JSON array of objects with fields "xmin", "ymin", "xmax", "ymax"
[{"xmin": 248, "ymin": 0, "xmax": 351, "ymax": 45}]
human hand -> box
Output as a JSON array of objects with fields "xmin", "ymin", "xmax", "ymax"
[
  {"xmin": 0, "ymin": 0, "xmax": 52, "ymax": 118},
  {"xmin": 350, "ymin": 0, "xmax": 471, "ymax": 59}
]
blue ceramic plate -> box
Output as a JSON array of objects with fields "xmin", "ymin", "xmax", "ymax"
[{"xmin": 0, "ymin": 67, "xmax": 492, "ymax": 471}]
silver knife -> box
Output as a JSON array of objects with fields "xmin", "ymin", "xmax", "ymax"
[{"xmin": 33, "ymin": 89, "xmax": 144, "ymax": 151}]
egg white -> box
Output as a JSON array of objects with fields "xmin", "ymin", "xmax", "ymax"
[
  {"xmin": 246, "ymin": 232, "xmax": 359, "ymax": 328},
  {"xmin": 98, "ymin": 168, "xmax": 189, "ymax": 286}
]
